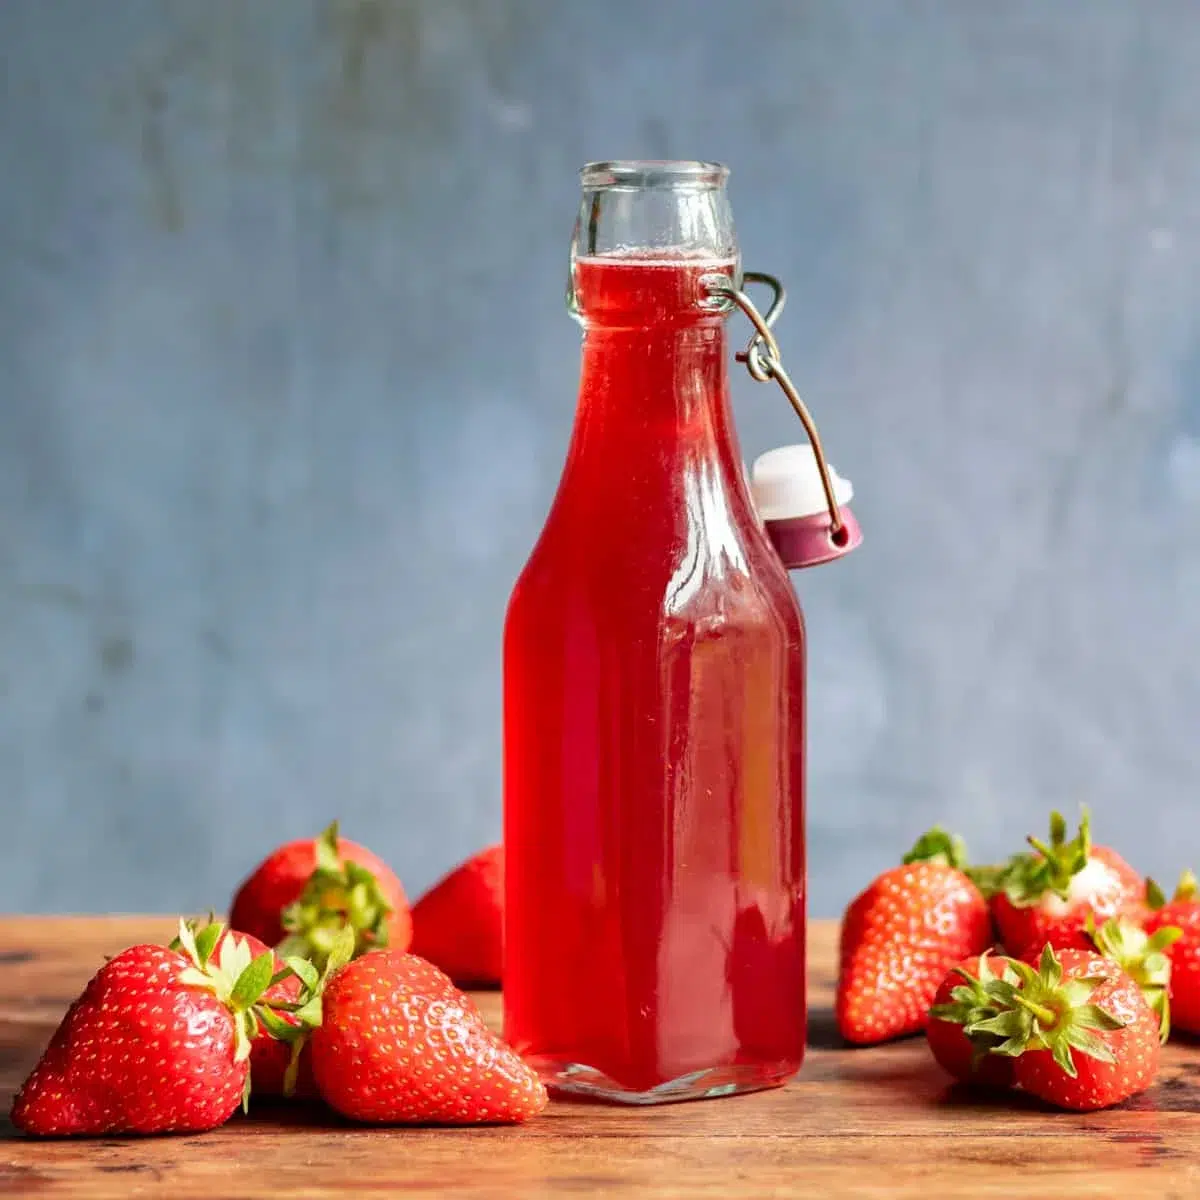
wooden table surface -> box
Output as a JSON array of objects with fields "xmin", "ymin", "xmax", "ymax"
[{"xmin": 2, "ymin": 918, "xmax": 1199, "ymax": 1198}]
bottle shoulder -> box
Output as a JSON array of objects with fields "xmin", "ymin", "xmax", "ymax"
[{"xmin": 506, "ymin": 515, "xmax": 804, "ymax": 642}]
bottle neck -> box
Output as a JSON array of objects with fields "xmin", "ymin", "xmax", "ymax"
[
  {"xmin": 577, "ymin": 320, "xmax": 730, "ymax": 440},
  {"xmin": 570, "ymin": 255, "xmax": 739, "ymax": 449}
]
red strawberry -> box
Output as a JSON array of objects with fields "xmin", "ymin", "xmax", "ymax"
[
  {"xmin": 11, "ymin": 921, "xmax": 278, "ymax": 1136},
  {"xmin": 170, "ymin": 923, "xmax": 312, "ymax": 1097},
  {"xmin": 230, "ymin": 821, "xmax": 412, "ymax": 966},
  {"xmin": 989, "ymin": 809, "xmax": 1143, "ymax": 957},
  {"xmin": 926, "ymin": 954, "xmax": 1018, "ymax": 1089},
  {"xmin": 1144, "ymin": 871, "xmax": 1200, "ymax": 1034},
  {"xmin": 970, "ymin": 946, "xmax": 1160, "ymax": 1111},
  {"xmin": 310, "ymin": 949, "xmax": 547, "ymax": 1124},
  {"xmin": 411, "ymin": 844, "xmax": 503, "ymax": 986},
  {"xmin": 837, "ymin": 828, "xmax": 992, "ymax": 1045},
  {"xmin": 204, "ymin": 928, "xmax": 320, "ymax": 1098},
  {"xmin": 1078, "ymin": 916, "xmax": 1181, "ymax": 1041}
]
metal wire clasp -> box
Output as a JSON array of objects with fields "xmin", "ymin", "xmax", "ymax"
[{"xmin": 704, "ymin": 271, "xmax": 847, "ymax": 542}]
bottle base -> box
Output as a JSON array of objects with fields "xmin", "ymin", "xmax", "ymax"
[{"xmin": 531, "ymin": 1058, "xmax": 799, "ymax": 1106}]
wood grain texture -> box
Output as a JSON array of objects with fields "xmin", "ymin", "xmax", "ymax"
[{"xmin": 2, "ymin": 918, "xmax": 1200, "ymax": 1197}]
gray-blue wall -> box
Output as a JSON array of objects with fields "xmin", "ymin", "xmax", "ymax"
[{"xmin": 3, "ymin": 0, "xmax": 1198, "ymax": 916}]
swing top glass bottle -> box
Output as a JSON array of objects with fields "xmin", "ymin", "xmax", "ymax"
[{"xmin": 503, "ymin": 161, "xmax": 808, "ymax": 1103}]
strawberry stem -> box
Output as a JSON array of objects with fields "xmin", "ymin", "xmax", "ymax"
[{"xmin": 1011, "ymin": 991, "xmax": 1057, "ymax": 1028}]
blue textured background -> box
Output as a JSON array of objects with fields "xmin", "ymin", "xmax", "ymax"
[{"xmin": 2, "ymin": 0, "xmax": 1198, "ymax": 916}]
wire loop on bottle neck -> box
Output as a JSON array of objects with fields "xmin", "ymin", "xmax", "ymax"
[{"xmin": 705, "ymin": 271, "xmax": 846, "ymax": 539}]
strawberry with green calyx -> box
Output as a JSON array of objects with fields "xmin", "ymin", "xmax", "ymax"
[
  {"xmin": 12, "ymin": 920, "xmax": 281, "ymax": 1136},
  {"xmin": 172, "ymin": 919, "xmax": 282, "ymax": 1072},
  {"xmin": 265, "ymin": 926, "xmax": 547, "ymax": 1123},
  {"xmin": 276, "ymin": 823, "xmax": 397, "ymax": 965},
  {"xmin": 1144, "ymin": 870, "xmax": 1200, "ymax": 1034},
  {"xmin": 989, "ymin": 808, "xmax": 1143, "ymax": 958},
  {"xmin": 253, "ymin": 926, "xmax": 357, "ymax": 1098},
  {"xmin": 966, "ymin": 945, "xmax": 1159, "ymax": 1111},
  {"xmin": 1082, "ymin": 916, "xmax": 1181, "ymax": 1042},
  {"xmin": 837, "ymin": 827, "xmax": 992, "ymax": 1046},
  {"xmin": 171, "ymin": 921, "xmax": 319, "ymax": 1098},
  {"xmin": 231, "ymin": 821, "xmax": 412, "ymax": 969},
  {"xmin": 926, "ymin": 953, "xmax": 1019, "ymax": 1089}
]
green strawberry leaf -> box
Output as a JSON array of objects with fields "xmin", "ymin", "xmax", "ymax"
[
  {"xmin": 231, "ymin": 950, "xmax": 277, "ymax": 1012},
  {"xmin": 315, "ymin": 821, "xmax": 342, "ymax": 872},
  {"xmin": 1050, "ymin": 1034, "xmax": 1078, "ymax": 1078},
  {"xmin": 257, "ymin": 1007, "xmax": 303, "ymax": 1042},
  {"xmin": 282, "ymin": 1035, "xmax": 309, "ymax": 1097},
  {"xmin": 1039, "ymin": 943, "xmax": 1064, "ymax": 988},
  {"xmin": 285, "ymin": 957, "xmax": 320, "ymax": 992},
  {"xmin": 1062, "ymin": 1026, "xmax": 1116, "ymax": 1065},
  {"xmin": 231, "ymin": 1008, "xmax": 257, "ymax": 1064},
  {"xmin": 902, "ymin": 827, "xmax": 968, "ymax": 870},
  {"xmin": 193, "ymin": 920, "xmax": 223, "ymax": 968},
  {"xmin": 175, "ymin": 918, "xmax": 200, "ymax": 964},
  {"xmin": 290, "ymin": 995, "xmax": 323, "ymax": 1027},
  {"xmin": 323, "ymin": 924, "xmax": 357, "ymax": 978},
  {"xmin": 1071, "ymin": 1004, "xmax": 1125, "ymax": 1032}
]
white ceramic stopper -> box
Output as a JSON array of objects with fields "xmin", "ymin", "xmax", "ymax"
[{"xmin": 750, "ymin": 444, "xmax": 854, "ymax": 522}]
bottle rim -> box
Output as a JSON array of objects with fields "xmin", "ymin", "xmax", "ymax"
[{"xmin": 580, "ymin": 160, "xmax": 729, "ymax": 190}]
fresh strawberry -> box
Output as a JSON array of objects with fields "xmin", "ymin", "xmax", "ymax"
[
  {"xmin": 168, "ymin": 922, "xmax": 312, "ymax": 1097},
  {"xmin": 211, "ymin": 928, "xmax": 320, "ymax": 1098},
  {"xmin": 968, "ymin": 946, "xmax": 1160, "ymax": 1111},
  {"xmin": 837, "ymin": 828, "xmax": 992, "ymax": 1045},
  {"xmin": 989, "ymin": 809, "xmax": 1143, "ymax": 957},
  {"xmin": 926, "ymin": 954, "xmax": 1019, "ymax": 1089},
  {"xmin": 1144, "ymin": 871, "xmax": 1200, "ymax": 1034},
  {"xmin": 309, "ymin": 949, "xmax": 547, "ymax": 1124},
  {"xmin": 1079, "ymin": 916, "xmax": 1181, "ymax": 1041},
  {"xmin": 11, "ymin": 920, "xmax": 278, "ymax": 1136},
  {"xmin": 411, "ymin": 844, "xmax": 503, "ymax": 986},
  {"xmin": 230, "ymin": 821, "xmax": 412, "ymax": 967}
]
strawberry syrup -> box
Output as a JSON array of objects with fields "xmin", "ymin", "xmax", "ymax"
[{"xmin": 504, "ymin": 254, "xmax": 807, "ymax": 1100}]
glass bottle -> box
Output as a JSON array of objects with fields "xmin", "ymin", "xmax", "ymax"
[{"xmin": 504, "ymin": 161, "xmax": 811, "ymax": 1103}]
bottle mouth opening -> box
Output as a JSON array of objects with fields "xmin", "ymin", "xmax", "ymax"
[{"xmin": 580, "ymin": 160, "xmax": 729, "ymax": 191}]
